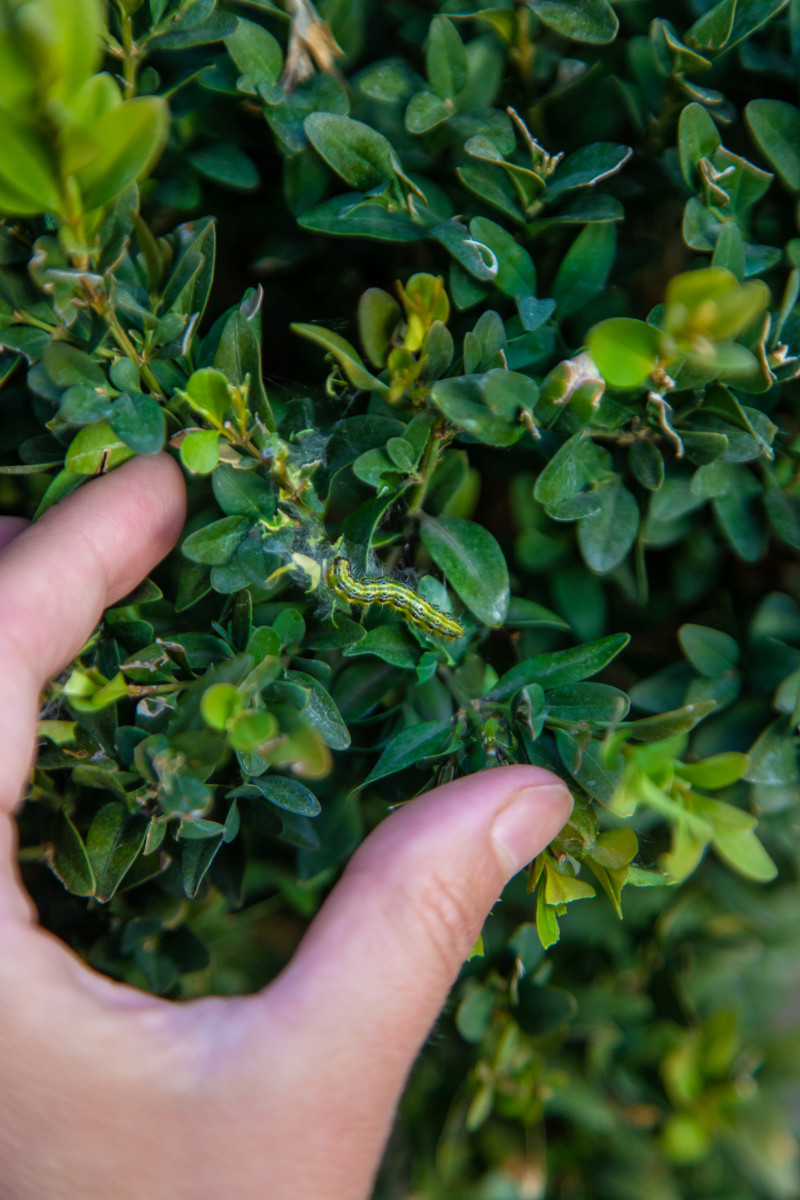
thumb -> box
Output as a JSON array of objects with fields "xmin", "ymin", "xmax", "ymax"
[{"xmin": 267, "ymin": 764, "xmax": 572, "ymax": 1093}]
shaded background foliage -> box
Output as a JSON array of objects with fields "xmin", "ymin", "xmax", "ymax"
[{"xmin": 2, "ymin": 0, "xmax": 800, "ymax": 1195}]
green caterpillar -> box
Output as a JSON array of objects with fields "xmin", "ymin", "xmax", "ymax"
[{"xmin": 328, "ymin": 556, "xmax": 465, "ymax": 641}]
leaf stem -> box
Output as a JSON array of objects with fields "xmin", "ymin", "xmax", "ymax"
[{"xmin": 408, "ymin": 417, "xmax": 448, "ymax": 515}]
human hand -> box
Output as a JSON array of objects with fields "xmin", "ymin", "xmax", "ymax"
[{"xmin": 0, "ymin": 454, "xmax": 573, "ymax": 1200}]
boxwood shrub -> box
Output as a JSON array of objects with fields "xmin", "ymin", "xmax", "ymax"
[{"xmin": 2, "ymin": 0, "xmax": 800, "ymax": 1195}]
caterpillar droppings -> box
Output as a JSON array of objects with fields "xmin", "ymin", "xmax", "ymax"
[{"xmin": 328, "ymin": 556, "xmax": 465, "ymax": 640}]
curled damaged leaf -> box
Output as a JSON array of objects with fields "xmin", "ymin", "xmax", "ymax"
[{"xmin": 291, "ymin": 322, "xmax": 389, "ymax": 393}]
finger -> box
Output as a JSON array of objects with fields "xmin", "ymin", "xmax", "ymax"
[
  {"xmin": 0, "ymin": 454, "xmax": 186, "ymax": 816},
  {"xmin": 246, "ymin": 764, "xmax": 572, "ymax": 1186},
  {"xmin": 0, "ymin": 517, "xmax": 29, "ymax": 552}
]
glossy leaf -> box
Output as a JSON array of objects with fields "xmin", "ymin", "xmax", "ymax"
[
  {"xmin": 86, "ymin": 803, "xmax": 147, "ymax": 903},
  {"xmin": 527, "ymin": 0, "xmax": 619, "ymax": 43},
  {"xmin": 746, "ymin": 99, "xmax": 800, "ymax": 191},
  {"xmin": 49, "ymin": 812, "xmax": 96, "ymax": 897},
  {"xmin": 362, "ymin": 720, "xmax": 453, "ymax": 786},
  {"xmin": 182, "ymin": 516, "xmax": 250, "ymax": 565},
  {"xmin": 420, "ymin": 517, "xmax": 509, "ymax": 626},
  {"xmin": 64, "ymin": 421, "xmax": 136, "ymax": 475},
  {"xmin": 488, "ymin": 634, "xmax": 630, "ymax": 700},
  {"xmin": 426, "ymin": 17, "xmax": 467, "ymax": 100},
  {"xmin": 304, "ymin": 113, "xmax": 397, "ymax": 190},
  {"xmin": 225, "ymin": 16, "xmax": 283, "ymax": 89}
]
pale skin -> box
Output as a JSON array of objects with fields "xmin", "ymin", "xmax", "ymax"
[{"xmin": 0, "ymin": 454, "xmax": 573, "ymax": 1200}]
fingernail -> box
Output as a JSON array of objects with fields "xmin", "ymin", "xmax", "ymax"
[{"xmin": 491, "ymin": 784, "xmax": 574, "ymax": 878}]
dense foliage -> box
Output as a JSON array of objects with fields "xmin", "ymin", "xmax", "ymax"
[{"xmin": 2, "ymin": 0, "xmax": 800, "ymax": 1194}]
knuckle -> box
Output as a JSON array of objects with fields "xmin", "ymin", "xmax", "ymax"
[{"xmin": 400, "ymin": 869, "xmax": 480, "ymax": 980}]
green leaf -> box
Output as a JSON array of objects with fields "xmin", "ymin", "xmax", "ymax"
[
  {"xmin": 299, "ymin": 194, "xmax": 421, "ymax": 242},
  {"xmin": 676, "ymin": 753, "xmax": 750, "ymax": 788},
  {"xmin": 304, "ymin": 113, "xmax": 397, "ymax": 190},
  {"xmin": 60, "ymin": 385, "xmax": 113, "ymax": 426},
  {"xmin": 43, "ymin": 342, "xmax": 106, "ymax": 388},
  {"xmin": 182, "ymin": 516, "xmax": 250, "ymax": 565},
  {"xmin": 765, "ymin": 488, "xmax": 800, "ymax": 549},
  {"xmin": 629, "ymin": 440, "xmax": 664, "ymax": 491},
  {"xmin": 406, "ymin": 91, "xmax": 453, "ymax": 134},
  {"xmin": 151, "ymin": 9, "xmax": 237, "ymax": 49},
  {"xmin": 291, "ymin": 323, "xmax": 389, "ymax": 394},
  {"xmin": 253, "ymin": 776, "xmax": 321, "ymax": 816},
  {"xmin": 64, "ymin": 421, "xmax": 136, "ymax": 475},
  {"xmin": 183, "ymin": 367, "xmax": 232, "ymax": 423},
  {"xmin": 712, "ymin": 222, "xmax": 746, "ymax": 280},
  {"xmin": 431, "ymin": 373, "xmax": 527, "ymax": 447},
  {"xmin": 745, "ymin": 719, "xmax": 800, "ymax": 785},
  {"xmin": 456, "ymin": 984, "xmax": 495, "ymax": 1043},
  {"xmin": 505, "ymin": 597, "xmax": 570, "ymax": 630},
  {"xmin": 432, "ymin": 219, "xmax": 499, "ymax": 282},
  {"xmin": 212, "ymin": 463, "xmax": 274, "ymax": 517},
  {"xmin": 587, "ymin": 318, "xmax": 661, "ymax": 389},
  {"xmin": 159, "ymin": 216, "xmax": 216, "ymax": 321},
  {"xmin": 543, "ymin": 861, "xmax": 596, "ymax": 905},
  {"xmin": 22, "ymin": 0, "xmax": 103, "ymax": 105},
  {"xmin": 535, "ymin": 886, "xmax": 560, "ymax": 949},
  {"xmin": 546, "ymin": 143, "xmax": 632, "ymax": 201},
  {"xmin": 620, "ymin": 701, "xmax": 716, "ymax": 742},
  {"xmin": 225, "ymin": 16, "xmax": 283, "ymax": 89},
  {"xmin": 0, "ymin": 123, "xmax": 62, "ymax": 215},
  {"xmin": 589, "ymin": 827, "xmax": 638, "ymax": 869},
  {"xmin": 546, "ymin": 682, "xmax": 630, "ymax": 724},
  {"xmin": 527, "ymin": 0, "xmax": 619, "ymax": 43},
  {"xmin": 578, "ymin": 482, "xmax": 639, "ymax": 573},
  {"xmin": 344, "ymin": 625, "xmax": 419, "ymax": 669},
  {"xmin": 188, "ymin": 143, "xmax": 260, "ymax": 192},
  {"xmin": 363, "ymin": 719, "xmax": 453, "ymax": 786},
  {"xmin": 746, "ymin": 99, "xmax": 800, "ymax": 192},
  {"xmin": 286, "ymin": 670, "xmax": 351, "ymax": 750},
  {"xmin": 533, "ymin": 433, "xmax": 599, "ymax": 517},
  {"xmin": 357, "ymin": 288, "xmax": 402, "ymax": 368},
  {"xmin": 213, "ymin": 309, "xmax": 274, "ymax": 430},
  {"xmin": 182, "ymin": 833, "xmax": 224, "ymax": 898},
  {"xmin": 678, "ymin": 103, "xmax": 722, "ymax": 189},
  {"xmin": 420, "ymin": 516, "xmax": 509, "ymax": 626},
  {"xmin": 488, "ymin": 633, "xmax": 630, "ymax": 700},
  {"xmin": 678, "ymin": 623, "xmax": 739, "ymax": 677},
  {"xmin": 109, "ymin": 394, "xmax": 166, "ymax": 455},
  {"xmin": 38, "ymin": 720, "xmax": 78, "ymax": 746},
  {"xmin": 201, "ymin": 682, "xmax": 243, "ymax": 730},
  {"xmin": 33, "ymin": 469, "xmax": 84, "ymax": 519},
  {"xmin": 686, "ymin": 0, "xmax": 790, "ymax": 56},
  {"xmin": 49, "ymin": 811, "xmax": 96, "ymax": 897},
  {"xmin": 556, "ymin": 730, "xmax": 624, "ymax": 803},
  {"xmin": 552, "ymin": 223, "xmax": 616, "ymax": 318},
  {"xmin": 227, "ymin": 710, "xmax": 278, "ymax": 752},
  {"xmin": 64, "ymin": 97, "xmax": 169, "ymax": 211},
  {"xmin": 468, "ymin": 217, "xmax": 536, "ymax": 299},
  {"xmin": 712, "ymin": 826, "xmax": 778, "ymax": 882},
  {"xmin": 86, "ymin": 803, "xmax": 147, "ymax": 903},
  {"xmin": 426, "ymin": 16, "xmax": 468, "ymax": 100},
  {"xmin": 180, "ymin": 430, "xmax": 220, "ymax": 474}
]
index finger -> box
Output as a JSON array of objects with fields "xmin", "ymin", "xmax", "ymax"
[{"xmin": 0, "ymin": 454, "xmax": 186, "ymax": 816}]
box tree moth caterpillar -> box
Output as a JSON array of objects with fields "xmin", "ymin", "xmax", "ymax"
[{"xmin": 328, "ymin": 556, "xmax": 465, "ymax": 640}]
